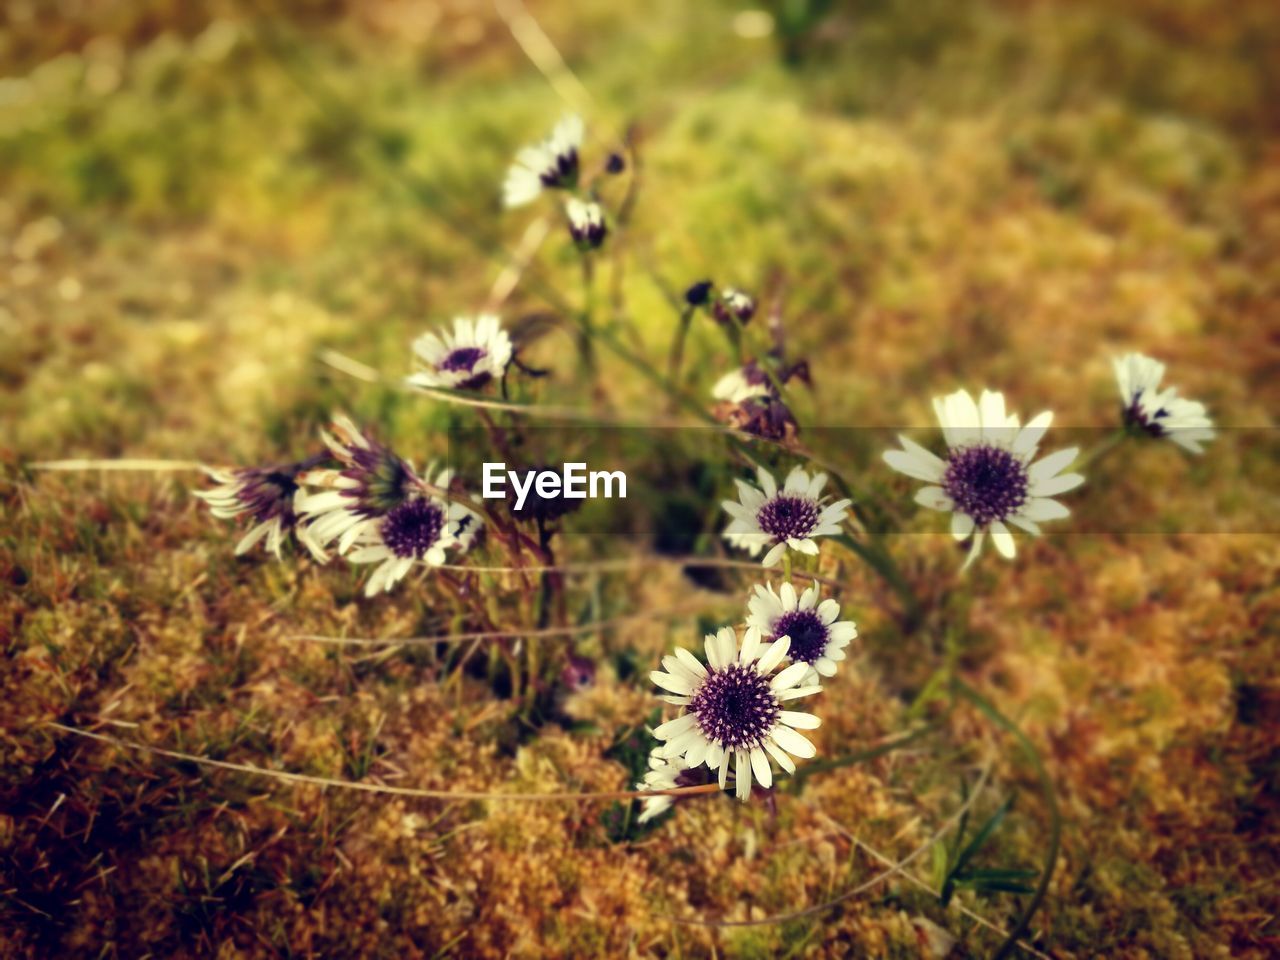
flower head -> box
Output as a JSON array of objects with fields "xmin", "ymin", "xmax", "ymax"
[
  {"xmin": 712, "ymin": 363, "xmax": 798, "ymax": 441},
  {"xmin": 650, "ymin": 626, "xmax": 822, "ymax": 800},
  {"xmin": 635, "ymin": 751, "xmax": 686, "ymax": 824},
  {"xmin": 346, "ymin": 465, "xmax": 481, "ymax": 596},
  {"xmin": 566, "ymin": 198, "xmax": 607, "ymax": 250},
  {"xmin": 195, "ymin": 463, "xmax": 306, "ymax": 558},
  {"xmin": 883, "ymin": 388, "xmax": 1084, "ymax": 568},
  {"xmin": 1113, "ymin": 352, "xmax": 1215, "ymax": 454},
  {"xmin": 296, "ymin": 416, "xmax": 418, "ymax": 557},
  {"xmin": 503, "ymin": 113, "xmax": 584, "ymax": 208},
  {"xmin": 746, "ymin": 581, "xmax": 856, "ymax": 682},
  {"xmin": 407, "ymin": 315, "xmax": 513, "ymax": 391},
  {"xmin": 712, "ymin": 287, "xmax": 756, "ymax": 325},
  {"xmin": 722, "ymin": 466, "xmax": 850, "ymax": 567}
]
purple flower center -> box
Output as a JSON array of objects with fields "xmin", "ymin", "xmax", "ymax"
[
  {"xmin": 343, "ymin": 446, "xmax": 415, "ymax": 517},
  {"xmin": 440, "ymin": 347, "xmax": 486, "ymax": 373},
  {"xmin": 540, "ymin": 149, "xmax": 579, "ymax": 188},
  {"xmin": 689, "ymin": 663, "xmax": 779, "ymax": 750},
  {"xmin": 943, "ymin": 444, "xmax": 1028, "ymax": 527},
  {"xmin": 236, "ymin": 468, "xmax": 298, "ymax": 524},
  {"xmin": 380, "ymin": 499, "xmax": 445, "ymax": 559},
  {"xmin": 1124, "ymin": 394, "xmax": 1169, "ymax": 437},
  {"xmin": 757, "ymin": 496, "xmax": 820, "ymax": 542},
  {"xmin": 772, "ymin": 610, "xmax": 829, "ymax": 664}
]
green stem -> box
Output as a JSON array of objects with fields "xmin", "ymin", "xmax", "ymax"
[
  {"xmin": 665, "ymin": 306, "xmax": 695, "ymax": 410},
  {"xmin": 1074, "ymin": 426, "xmax": 1127, "ymax": 472},
  {"xmin": 954, "ymin": 680, "xmax": 1062, "ymax": 960}
]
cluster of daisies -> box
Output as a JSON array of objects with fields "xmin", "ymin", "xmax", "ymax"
[
  {"xmin": 193, "ymin": 113, "xmax": 1219, "ymax": 820},
  {"xmin": 198, "ymin": 415, "xmax": 482, "ymax": 596},
  {"xmin": 639, "ymin": 580, "xmax": 858, "ymax": 821}
]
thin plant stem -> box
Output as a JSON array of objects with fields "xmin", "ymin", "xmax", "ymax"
[
  {"xmin": 1074, "ymin": 426, "xmax": 1128, "ymax": 472},
  {"xmin": 953, "ymin": 680, "xmax": 1062, "ymax": 960},
  {"xmin": 665, "ymin": 305, "xmax": 695, "ymax": 412}
]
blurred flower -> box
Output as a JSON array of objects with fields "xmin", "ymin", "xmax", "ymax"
[
  {"xmin": 636, "ymin": 750, "xmax": 684, "ymax": 823},
  {"xmin": 712, "ymin": 287, "xmax": 755, "ymax": 325},
  {"xmin": 746, "ymin": 581, "xmax": 856, "ymax": 682},
  {"xmin": 713, "ymin": 364, "xmax": 773, "ymax": 405},
  {"xmin": 296, "ymin": 415, "xmax": 418, "ymax": 557},
  {"xmin": 407, "ymin": 315, "xmax": 513, "ymax": 391},
  {"xmin": 712, "ymin": 362, "xmax": 798, "ymax": 441},
  {"xmin": 1114, "ymin": 352, "xmax": 1215, "ymax": 454},
  {"xmin": 723, "ymin": 466, "xmax": 850, "ymax": 567},
  {"xmin": 883, "ymin": 388, "xmax": 1083, "ymax": 569},
  {"xmin": 650, "ymin": 626, "xmax": 821, "ymax": 800},
  {"xmin": 566, "ymin": 198, "xmax": 607, "ymax": 250},
  {"xmin": 684, "ymin": 280, "xmax": 713, "ymax": 306},
  {"xmin": 195, "ymin": 463, "xmax": 306, "ymax": 559},
  {"xmin": 503, "ymin": 113, "xmax": 584, "ymax": 208},
  {"xmin": 347, "ymin": 466, "xmax": 481, "ymax": 596}
]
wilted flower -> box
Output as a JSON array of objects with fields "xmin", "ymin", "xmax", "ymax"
[
  {"xmin": 746, "ymin": 581, "xmax": 856, "ymax": 682},
  {"xmin": 503, "ymin": 113, "xmax": 584, "ymax": 208},
  {"xmin": 565, "ymin": 198, "xmax": 607, "ymax": 250},
  {"xmin": 195, "ymin": 463, "xmax": 308, "ymax": 559},
  {"xmin": 296, "ymin": 416, "xmax": 418, "ymax": 557},
  {"xmin": 635, "ymin": 751, "xmax": 685, "ymax": 823},
  {"xmin": 712, "ymin": 363, "xmax": 798, "ymax": 441},
  {"xmin": 347, "ymin": 465, "xmax": 481, "ymax": 596},
  {"xmin": 883, "ymin": 388, "xmax": 1084, "ymax": 569},
  {"xmin": 650, "ymin": 626, "xmax": 821, "ymax": 800},
  {"xmin": 723, "ymin": 466, "xmax": 850, "ymax": 567},
  {"xmin": 407, "ymin": 315, "xmax": 513, "ymax": 391},
  {"xmin": 1113, "ymin": 352, "xmax": 1215, "ymax": 454},
  {"xmin": 712, "ymin": 287, "xmax": 756, "ymax": 325}
]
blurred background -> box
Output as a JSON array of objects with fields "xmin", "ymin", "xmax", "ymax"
[{"xmin": 2, "ymin": 1, "xmax": 1279, "ymax": 957}]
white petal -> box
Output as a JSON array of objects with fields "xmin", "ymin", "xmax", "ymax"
[
  {"xmin": 778, "ymin": 711, "xmax": 821, "ymax": 730},
  {"xmin": 1028, "ymin": 447, "xmax": 1079, "ymax": 484},
  {"xmin": 755, "ymin": 636, "xmax": 791, "ymax": 675},
  {"xmin": 915, "ymin": 486, "xmax": 953, "ymax": 512},
  {"xmin": 650, "ymin": 671, "xmax": 694, "ymax": 696},
  {"xmin": 990, "ymin": 521, "xmax": 1017, "ymax": 559},
  {"xmin": 951, "ymin": 512, "xmax": 975, "ymax": 540},
  {"xmin": 1020, "ymin": 497, "xmax": 1070, "ymax": 522},
  {"xmin": 770, "ymin": 726, "xmax": 816, "ymax": 759},
  {"xmin": 1030, "ymin": 472, "xmax": 1085, "ymax": 498},
  {"xmin": 750, "ymin": 748, "xmax": 772, "ymax": 790},
  {"xmin": 653, "ymin": 713, "xmax": 698, "ymax": 740},
  {"xmin": 770, "ymin": 661, "xmax": 811, "ymax": 692}
]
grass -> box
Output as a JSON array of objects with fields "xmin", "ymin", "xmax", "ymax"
[{"xmin": 3, "ymin": 0, "xmax": 1279, "ymax": 956}]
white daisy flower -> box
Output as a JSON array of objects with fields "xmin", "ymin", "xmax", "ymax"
[
  {"xmin": 883, "ymin": 388, "xmax": 1084, "ymax": 569},
  {"xmin": 502, "ymin": 113, "xmax": 584, "ymax": 208},
  {"xmin": 1113, "ymin": 352, "xmax": 1215, "ymax": 454},
  {"xmin": 635, "ymin": 750, "xmax": 686, "ymax": 824},
  {"xmin": 566, "ymin": 198, "xmax": 606, "ymax": 249},
  {"xmin": 295, "ymin": 415, "xmax": 419, "ymax": 558},
  {"xmin": 745, "ymin": 581, "xmax": 857, "ymax": 682},
  {"xmin": 406, "ymin": 314, "xmax": 513, "ymax": 391},
  {"xmin": 722, "ymin": 466, "xmax": 851, "ymax": 568},
  {"xmin": 347, "ymin": 465, "xmax": 481, "ymax": 597},
  {"xmin": 195, "ymin": 464, "xmax": 305, "ymax": 559},
  {"xmin": 650, "ymin": 626, "xmax": 822, "ymax": 801}
]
